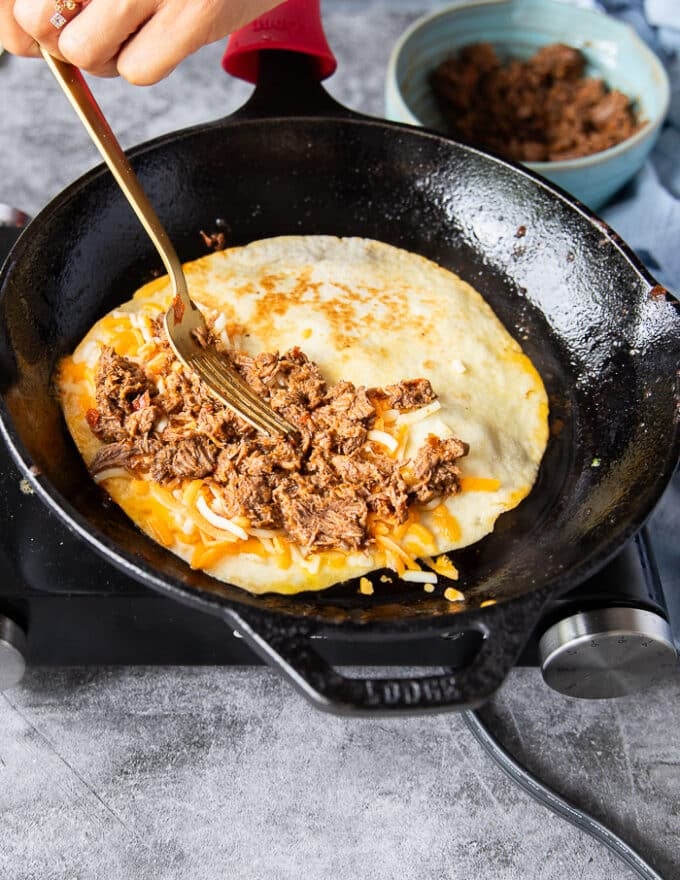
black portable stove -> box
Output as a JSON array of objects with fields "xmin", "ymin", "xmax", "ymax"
[{"xmin": 0, "ymin": 223, "xmax": 677, "ymax": 700}]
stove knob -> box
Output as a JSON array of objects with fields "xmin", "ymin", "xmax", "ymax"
[
  {"xmin": 0, "ymin": 616, "xmax": 27, "ymax": 691},
  {"xmin": 539, "ymin": 607, "xmax": 678, "ymax": 699}
]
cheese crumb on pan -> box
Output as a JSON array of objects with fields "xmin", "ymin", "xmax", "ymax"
[
  {"xmin": 359, "ymin": 577, "xmax": 374, "ymax": 596},
  {"xmin": 401, "ymin": 570, "xmax": 438, "ymax": 584}
]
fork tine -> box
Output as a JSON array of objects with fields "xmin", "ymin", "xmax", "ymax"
[
  {"xmin": 189, "ymin": 352, "xmax": 269, "ymax": 419},
  {"xmin": 188, "ymin": 350, "xmax": 296, "ymax": 437},
  {"xmin": 191, "ymin": 360, "xmax": 281, "ymax": 434}
]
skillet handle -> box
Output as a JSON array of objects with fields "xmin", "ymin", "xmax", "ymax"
[
  {"xmin": 223, "ymin": 0, "xmax": 336, "ymax": 83},
  {"xmin": 228, "ymin": 592, "xmax": 548, "ymax": 715}
]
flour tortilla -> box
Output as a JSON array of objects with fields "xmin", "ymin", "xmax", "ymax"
[{"xmin": 58, "ymin": 236, "xmax": 549, "ymax": 595}]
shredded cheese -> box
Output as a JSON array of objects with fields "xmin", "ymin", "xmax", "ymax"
[
  {"xmin": 444, "ymin": 587, "xmax": 465, "ymax": 603},
  {"xmin": 301, "ymin": 553, "xmax": 321, "ymax": 574},
  {"xmin": 249, "ymin": 527, "xmax": 286, "ymax": 539},
  {"xmin": 375, "ymin": 535, "xmax": 421, "ymax": 571},
  {"xmin": 366, "ymin": 429, "xmax": 399, "ymax": 453},
  {"xmin": 359, "ymin": 577, "xmax": 374, "ymax": 595},
  {"xmin": 431, "ymin": 505, "xmax": 462, "ymax": 542},
  {"xmin": 396, "ymin": 400, "xmax": 442, "ymax": 425},
  {"xmin": 272, "ymin": 536, "xmax": 292, "ymax": 569},
  {"xmin": 402, "ymin": 522, "xmax": 437, "ymax": 555},
  {"xmin": 460, "ymin": 476, "xmax": 501, "ymax": 493},
  {"xmin": 423, "ymin": 555, "xmax": 460, "ymax": 580},
  {"xmin": 196, "ymin": 495, "xmax": 249, "ymax": 540},
  {"xmin": 401, "ymin": 570, "xmax": 437, "ymax": 584},
  {"xmin": 92, "ymin": 467, "xmax": 128, "ymax": 483}
]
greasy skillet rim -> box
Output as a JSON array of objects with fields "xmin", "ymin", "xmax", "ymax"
[{"xmin": 0, "ymin": 113, "xmax": 679, "ymax": 637}]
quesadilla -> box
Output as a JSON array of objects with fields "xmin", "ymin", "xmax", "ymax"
[{"xmin": 57, "ymin": 236, "xmax": 549, "ymax": 595}]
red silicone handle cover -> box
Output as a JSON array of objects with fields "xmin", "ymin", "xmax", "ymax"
[{"xmin": 222, "ymin": 0, "xmax": 337, "ymax": 83}]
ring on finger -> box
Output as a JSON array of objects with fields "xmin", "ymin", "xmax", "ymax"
[{"xmin": 50, "ymin": 0, "xmax": 83, "ymax": 30}]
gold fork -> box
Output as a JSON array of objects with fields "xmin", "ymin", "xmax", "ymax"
[{"xmin": 41, "ymin": 49, "xmax": 296, "ymax": 438}]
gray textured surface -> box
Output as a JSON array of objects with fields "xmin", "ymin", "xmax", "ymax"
[
  {"xmin": 0, "ymin": 1, "xmax": 679, "ymax": 878},
  {"xmin": 1, "ymin": 667, "xmax": 679, "ymax": 880}
]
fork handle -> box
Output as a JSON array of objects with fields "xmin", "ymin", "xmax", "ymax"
[{"xmin": 40, "ymin": 48, "xmax": 188, "ymax": 299}]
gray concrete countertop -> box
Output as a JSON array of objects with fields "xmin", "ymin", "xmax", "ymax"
[
  {"xmin": 0, "ymin": 2, "xmax": 679, "ymax": 878},
  {"xmin": 1, "ymin": 669, "xmax": 679, "ymax": 879}
]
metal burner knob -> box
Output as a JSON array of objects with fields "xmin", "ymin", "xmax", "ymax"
[
  {"xmin": 0, "ymin": 616, "xmax": 27, "ymax": 691},
  {"xmin": 539, "ymin": 607, "xmax": 678, "ymax": 699}
]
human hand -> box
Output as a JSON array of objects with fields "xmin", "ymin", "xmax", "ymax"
[{"xmin": 0, "ymin": 0, "xmax": 284, "ymax": 83}]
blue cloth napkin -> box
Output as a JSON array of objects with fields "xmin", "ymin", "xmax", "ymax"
[
  {"xmin": 592, "ymin": 1, "xmax": 679, "ymax": 633},
  {"xmin": 595, "ymin": 0, "xmax": 680, "ymax": 291}
]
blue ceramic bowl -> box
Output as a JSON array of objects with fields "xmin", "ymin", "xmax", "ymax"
[{"xmin": 385, "ymin": 0, "xmax": 670, "ymax": 210}]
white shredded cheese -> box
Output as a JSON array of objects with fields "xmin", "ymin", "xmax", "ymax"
[
  {"xmin": 74, "ymin": 341, "xmax": 100, "ymax": 369},
  {"xmin": 289, "ymin": 544, "xmax": 304, "ymax": 566},
  {"xmin": 154, "ymin": 416, "xmax": 169, "ymax": 433},
  {"xmin": 348, "ymin": 551, "xmax": 373, "ymax": 568},
  {"xmin": 208, "ymin": 484, "xmax": 225, "ymax": 505},
  {"xmin": 401, "ymin": 570, "xmax": 438, "ymax": 584},
  {"xmin": 60, "ymin": 381, "xmax": 86, "ymax": 397},
  {"xmin": 182, "ymin": 516, "xmax": 197, "ymax": 535},
  {"xmin": 213, "ymin": 313, "xmax": 228, "ymax": 333},
  {"xmin": 301, "ymin": 553, "xmax": 321, "ymax": 574},
  {"xmin": 381, "ymin": 408, "xmax": 400, "ymax": 423},
  {"xmin": 451, "ymin": 359, "xmax": 467, "ymax": 374},
  {"xmin": 366, "ymin": 429, "xmax": 399, "ymax": 453},
  {"xmin": 138, "ymin": 319, "xmax": 153, "ymax": 345},
  {"xmin": 257, "ymin": 537, "xmax": 276, "ymax": 554},
  {"xmin": 420, "ymin": 496, "xmax": 443, "ymax": 510},
  {"xmin": 396, "ymin": 400, "xmax": 442, "ymax": 425},
  {"xmin": 93, "ymin": 467, "xmax": 128, "ymax": 483},
  {"xmin": 249, "ymin": 527, "xmax": 285, "ymax": 539},
  {"xmin": 196, "ymin": 495, "xmax": 249, "ymax": 540}
]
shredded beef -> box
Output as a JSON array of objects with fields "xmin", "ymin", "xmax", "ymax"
[
  {"xmin": 369, "ymin": 378, "xmax": 436, "ymax": 412},
  {"xmin": 86, "ymin": 329, "xmax": 469, "ymax": 553},
  {"xmin": 273, "ymin": 476, "xmax": 368, "ymax": 553},
  {"xmin": 195, "ymin": 407, "xmax": 241, "ymax": 444},
  {"xmin": 126, "ymin": 405, "xmax": 159, "ymax": 437},
  {"xmin": 150, "ymin": 437, "xmax": 217, "ymax": 483},
  {"xmin": 311, "ymin": 381, "xmax": 374, "ymax": 455},
  {"xmin": 213, "ymin": 463, "xmax": 281, "ymax": 529},
  {"xmin": 90, "ymin": 440, "xmax": 150, "ymax": 476},
  {"xmin": 331, "ymin": 452, "xmax": 409, "ymax": 522},
  {"xmin": 161, "ymin": 369, "xmax": 208, "ymax": 417},
  {"xmin": 90, "ymin": 347, "xmax": 155, "ymax": 442},
  {"xmin": 408, "ymin": 435, "xmax": 470, "ymax": 504},
  {"xmin": 430, "ymin": 42, "xmax": 640, "ymax": 162}
]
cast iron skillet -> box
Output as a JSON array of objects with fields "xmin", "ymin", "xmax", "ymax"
[{"xmin": 0, "ymin": 2, "xmax": 678, "ymax": 714}]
